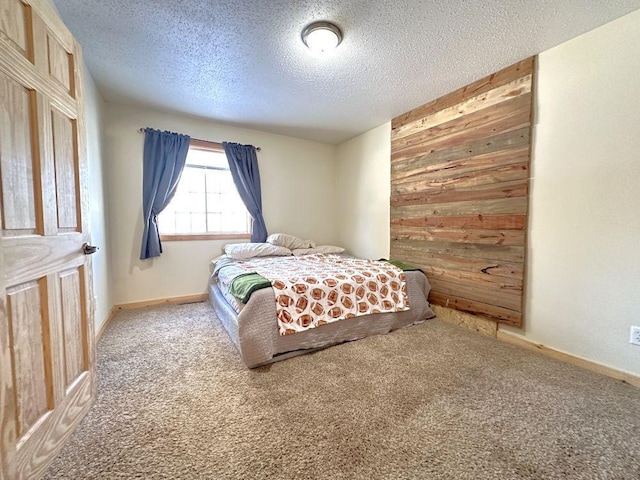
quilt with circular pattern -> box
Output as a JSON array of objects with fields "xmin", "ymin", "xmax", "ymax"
[{"xmin": 234, "ymin": 254, "xmax": 410, "ymax": 335}]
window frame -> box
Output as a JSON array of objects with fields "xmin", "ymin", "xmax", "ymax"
[{"xmin": 159, "ymin": 139, "xmax": 251, "ymax": 242}]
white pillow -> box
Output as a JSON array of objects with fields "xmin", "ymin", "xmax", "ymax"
[
  {"xmin": 224, "ymin": 243, "xmax": 292, "ymax": 260},
  {"xmin": 292, "ymin": 245, "xmax": 345, "ymax": 256},
  {"xmin": 266, "ymin": 233, "xmax": 315, "ymax": 250}
]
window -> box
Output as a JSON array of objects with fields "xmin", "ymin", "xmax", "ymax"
[{"xmin": 158, "ymin": 141, "xmax": 251, "ymax": 240}]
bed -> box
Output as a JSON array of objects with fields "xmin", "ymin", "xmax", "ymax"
[{"xmin": 208, "ymin": 238, "xmax": 436, "ymax": 368}]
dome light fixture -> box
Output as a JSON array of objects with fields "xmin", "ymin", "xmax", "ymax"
[{"xmin": 301, "ymin": 21, "xmax": 343, "ymax": 54}]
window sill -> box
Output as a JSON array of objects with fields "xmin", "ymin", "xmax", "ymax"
[{"xmin": 160, "ymin": 233, "xmax": 251, "ymax": 242}]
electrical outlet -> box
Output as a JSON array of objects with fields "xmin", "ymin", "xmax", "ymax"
[{"xmin": 630, "ymin": 326, "xmax": 640, "ymax": 346}]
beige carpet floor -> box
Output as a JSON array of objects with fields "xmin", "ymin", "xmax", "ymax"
[{"xmin": 44, "ymin": 302, "xmax": 640, "ymax": 479}]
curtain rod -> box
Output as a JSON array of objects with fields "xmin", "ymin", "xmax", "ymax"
[{"xmin": 138, "ymin": 128, "xmax": 261, "ymax": 151}]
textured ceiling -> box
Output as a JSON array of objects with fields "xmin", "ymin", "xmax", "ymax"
[{"xmin": 53, "ymin": 0, "xmax": 640, "ymax": 144}]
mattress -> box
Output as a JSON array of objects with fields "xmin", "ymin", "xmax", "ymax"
[
  {"xmin": 209, "ymin": 267, "xmax": 436, "ymax": 368},
  {"xmin": 215, "ymin": 277, "xmax": 244, "ymax": 313}
]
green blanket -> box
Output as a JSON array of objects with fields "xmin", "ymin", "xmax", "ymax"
[
  {"xmin": 378, "ymin": 258, "xmax": 423, "ymax": 272},
  {"xmin": 228, "ymin": 273, "xmax": 272, "ymax": 303},
  {"xmin": 228, "ymin": 259, "xmax": 422, "ymax": 303}
]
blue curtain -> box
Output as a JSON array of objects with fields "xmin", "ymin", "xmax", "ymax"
[
  {"xmin": 140, "ymin": 129, "xmax": 190, "ymax": 259},
  {"xmin": 222, "ymin": 142, "xmax": 267, "ymax": 242}
]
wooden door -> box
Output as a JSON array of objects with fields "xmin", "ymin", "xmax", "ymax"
[{"xmin": 0, "ymin": 1, "xmax": 96, "ymax": 478}]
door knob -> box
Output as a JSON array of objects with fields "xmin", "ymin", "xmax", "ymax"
[{"xmin": 83, "ymin": 243, "xmax": 99, "ymax": 255}]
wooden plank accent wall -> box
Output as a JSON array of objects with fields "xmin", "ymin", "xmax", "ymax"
[{"xmin": 390, "ymin": 57, "xmax": 535, "ymax": 327}]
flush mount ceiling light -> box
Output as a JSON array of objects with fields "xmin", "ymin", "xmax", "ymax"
[{"xmin": 301, "ymin": 21, "xmax": 343, "ymax": 54}]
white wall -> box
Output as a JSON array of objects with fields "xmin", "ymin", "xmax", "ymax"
[
  {"xmin": 104, "ymin": 103, "xmax": 337, "ymax": 305},
  {"xmin": 501, "ymin": 9, "xmax": 640, "ymax": 375},
  {"xmin": 83, "ymin": 65, "xmax": 113, "ymax": 330},
  {"xmin": 335, "ymin": 122, "xmax": 391, "ymax": 260}
]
